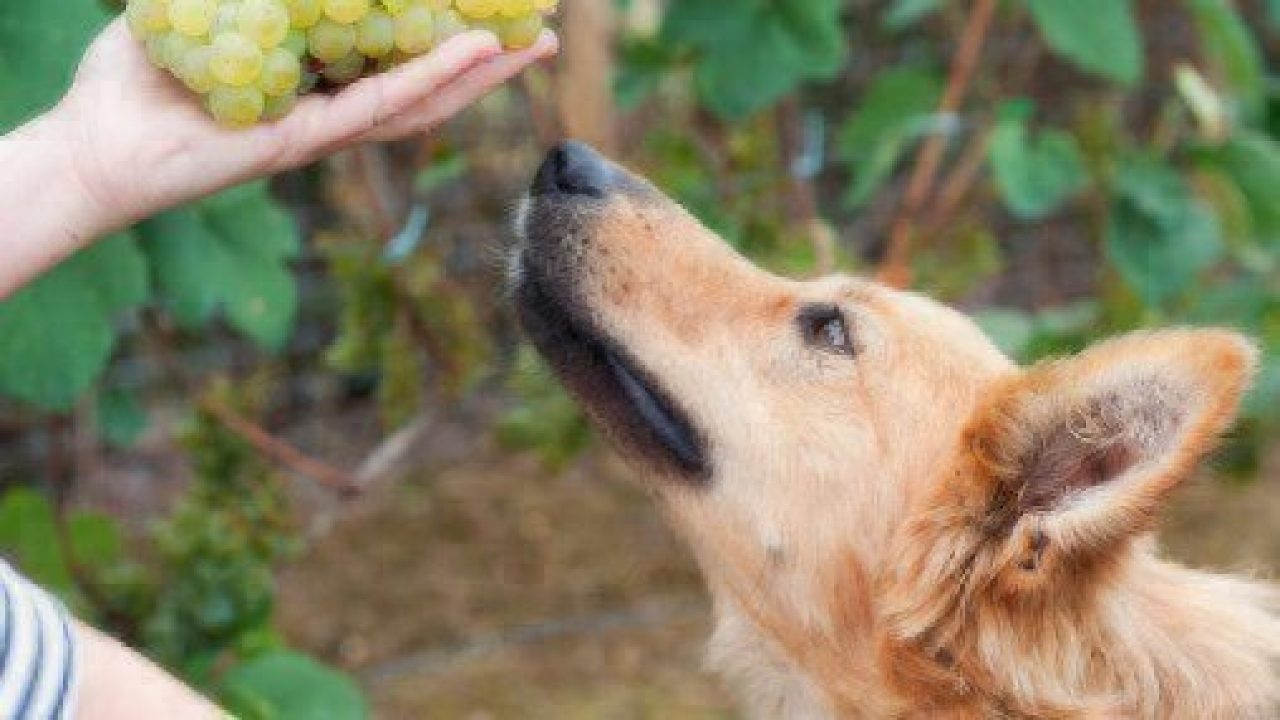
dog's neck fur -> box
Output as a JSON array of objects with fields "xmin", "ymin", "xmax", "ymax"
[{"xmin": 700, "ymin": 541, "xmax": 1280, "ymax": 719}]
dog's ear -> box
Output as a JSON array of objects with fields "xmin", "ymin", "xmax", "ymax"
[{"xmin": 966, "ymin": 329, "xmax": 1256, "ymax": 570}]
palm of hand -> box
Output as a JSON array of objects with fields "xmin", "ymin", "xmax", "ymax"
[{"xmin": 61, "ymin": 19, "xmax": 258, "ymax": 222}]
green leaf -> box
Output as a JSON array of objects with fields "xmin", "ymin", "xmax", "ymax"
[
  {"xmin": 989, "ymin": 108, "xmax": 1088, "ymax": 219},
  {"xmin": 1024, "ymin": 0, "xmax": 1143, "ymax": 86},
  {"xmin": 1245, "ymin": 357, "xmax": 1280, "ymax": 420},
  {"xmin": 973, "ymin": 309, "xmax": 1036, "ymax": 359},
  {"xmin": 220, "ymin": 651, "xmax": 368, "ymax": 720},
  {"xmin": 615, "ymin": 36, "xmax": 682, "ymax": 109},
  {"xmin": 884, "ymin": 0, "xmax": 944, "ymax": 30},
  {"xmin": 0, "ymin": 235, "xmax": 148, "ymax": 410},
  {"xmin": 1104, "ymin": 157, "xmax": 1224, "ymax": 307},
  {"xmin": 837, "ymin": 68, "xmax": 942, "ymax": 208},
  {"xmin": 1183, "ymin": 0, "xmax": 1265, "ymax": 125},
  {"xmin": 662, "ymin": 0, "xmax": 846, "ymax": 119},
  {"xmin": 139, "ymin": 182, "xmax": 300, "ymax": 351},
  {"xmin": 0, "ymin": 489, "xmax": 123, "ymax": 610},
  {"xmin": 98, "ymin": 387, "xmax": 149, "ymax": 447},
  {"xmin": 0, "ymin": 490, "xmax": 74, "ymax": 596},
  {"xmin": 1187, "ymin": 275, "xmax": 1273, "ymax": 328},
  {"xmin": 1193, "ymin": 132, "xmax": 1280, "ymax": 246},
  {"xmin": 913, "ymin": 226, "xmax": 1004, "ymax": 301},
  {"xmin": 67, "ymin": 512, "xmax": 124, "ymax": 571},
  {"xmin": 0, "ymin": 0, "xmax": 111, "ymax": 130}
]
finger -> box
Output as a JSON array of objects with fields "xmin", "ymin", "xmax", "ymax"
[
  {"xmin": 365, "ymin": 31, "xmax": 559, "ymax": 142},
  {"xmin": 272, "ymin": 30, "xmax": 505, "ymax": 162}
]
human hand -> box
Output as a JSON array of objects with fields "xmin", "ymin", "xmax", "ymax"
[{"xmin": 52, "ymin": 17, "xmax": 558, "ymax": 236}]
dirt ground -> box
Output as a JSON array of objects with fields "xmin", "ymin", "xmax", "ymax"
[
  {"xmin": 270, "ymin": 431, "xmax": 1280, "ymax": 720},
  {"xmin": 276, "ymin": 446, "xmax": 734, "ymax": 719}
]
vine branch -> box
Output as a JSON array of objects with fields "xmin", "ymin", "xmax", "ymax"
[
  {"xmin": 878, "ymin": 0, "xmax": 998, "ymax": 288},
  {"xmin": 923, "ymin": 124, "xmax": 994, "ymax": 237},
  {"xmin": 200, "ymin": 397, "xmax": 362, "ymax": 498}
]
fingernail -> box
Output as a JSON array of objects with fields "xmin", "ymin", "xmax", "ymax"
[
  {"xmin": 472, "ymin": 29, "xmax": 502, "ymax": 53},
  {"xmin": 445, "ymin": 29, "xmax": 501, "ymax": 55}
]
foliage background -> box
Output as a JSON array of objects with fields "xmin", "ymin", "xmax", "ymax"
[{"xmin": 0, "ymin": 0, "xmax": 1278, "ymax": 717}]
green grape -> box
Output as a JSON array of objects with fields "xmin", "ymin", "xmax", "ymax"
[
  {"xmin": 127, "ymin": 0, "xmax": 172, "ymax": 35},
  {"xmin": 434, "ymin": 8, "xmax": 466, "ymax": 40},
  {"xmin": 169, "ymin": 0, "xmax": 215, "ymax": 37},
  {"xmin": 424, "ymin": 0, "xmax": 452, "ymax": 10},
  {"xmin": 237, "ymin": 0, "xmax": 291, "ymax": 48},
  {"xmin": 380, "ymin": 0, "xmax": 409, "ymax": 16},
  {"xmin": 373, "ymin": 54, "xmax": 400, "ymax": 73},
  {"xmin": 210, "ymin": 33, "xmax": 264, "ymax": 86},
  {"xmin": 322, "ymin": 52, "xmax": 366, "ymax": 84},
  {"xmin": 207, "ymin": 85, "xmax": 266, "ymax": 127},
  {"xmin": 158, "ymin": 31, "xmax": 200, "ymax": 69},
  {"xmin": 323, "ymin": 0, "xmax": 371, "ymax": 24},
  {"xmin": 281, "ymin": 28, "xmax": 308, "ymax": 56},
  {"xmin": 259, "ymin": 47, "xmax": 302, "ymax": 95},
  {"xmin": 497, "ymin": 12, "xmax": 541, "ymax": 50},
  {"xmin": 468, "ymin": 18, "xmax": 501, "ymax": 38},
  {"xmin": 144, "ymin": 35, "xmax": 173, "ymax": 68},
  {"xmin": 263, "ymin": 92, "xmax": 299, "ymax": 120},
  {"xmin": 283, "ymin": 0, "xmax": 323, "ymax": 28},
  {"xmin": 455, "ymin": 0, "xmax": 499, "ymax": 19},
  {"xmin": 355, "ymin": 9, "xmax": 395, "ymax": 58},
  {"xmin": 212, "ymin": 3, "xmax": 240, "ymax": 34},
  {"xmin": 392, "ymin": 5, "xmax": 434, "ymax": 55},
  {"xmin": 498, "ymin": 0, "xmax": 532, "ymax": 19},
  {"xmin": 177, "ymin": 45, "xmax": 217, "ymax": 93},
  {"xmin": 307, "ymin": 19, "xmax": 356, "ymax": 62}
]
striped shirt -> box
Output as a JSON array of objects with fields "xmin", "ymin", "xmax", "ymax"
[{"xmin": 0, "ymin": 562, "xmax": 77, "ymax": 720}]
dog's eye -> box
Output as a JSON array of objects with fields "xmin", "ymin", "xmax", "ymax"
[{"xmin": 798, "ymin": 304, "xmax": 856, "ymax": 356}]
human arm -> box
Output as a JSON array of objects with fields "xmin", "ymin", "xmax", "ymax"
[
  {"xmin": 0, "ymin": 560, "xmax": 220, "ymax": 719},
  {"xmin": 74, "ymin": 622, "xmax": 224, "ymax": 720}
]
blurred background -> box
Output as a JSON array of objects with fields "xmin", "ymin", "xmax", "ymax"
[{"xmin": 1, "ymin": 0, "xmax": 1279, "ymax": 717}]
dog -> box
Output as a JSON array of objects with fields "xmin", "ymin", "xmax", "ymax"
[{"xmin": 511, "ymin": 141, "xmax": 1280, "ymax": 719}]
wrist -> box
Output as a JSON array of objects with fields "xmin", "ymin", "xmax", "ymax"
[
  {"xmin": 0, "ymin": 110, "xmax": 118, "ymax": 296},
  {"xmin": 28, "ymin": 107, "xmax": 119, "ymax": 239}
]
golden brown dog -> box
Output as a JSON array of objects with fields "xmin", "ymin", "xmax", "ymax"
[{"xmin": 512, "ymin": 142, "xmax": 1280, "ymax": 719}]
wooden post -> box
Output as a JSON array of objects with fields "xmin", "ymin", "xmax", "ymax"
[{"xmin": 553, "ymin": 0, "xmax": 618, "ymax": 153}]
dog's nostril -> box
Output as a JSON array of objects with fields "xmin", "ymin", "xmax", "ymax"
[{"xmin": 532, "ymin": 140, "xmax": 610, "ymax": 198}]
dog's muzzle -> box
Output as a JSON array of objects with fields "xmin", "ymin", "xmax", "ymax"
[{"xmin": 512, "ymin": 142, "xmax": 712, "ymax": 484}]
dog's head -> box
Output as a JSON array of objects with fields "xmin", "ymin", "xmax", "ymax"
[{"xmin": 513, "ymin": 142, "xmax": 1259, "ymax": 712}]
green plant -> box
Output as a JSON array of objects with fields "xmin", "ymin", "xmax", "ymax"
[{"xmin": 0, "ymin": 377, "xmax": 367, "ymax": 718}]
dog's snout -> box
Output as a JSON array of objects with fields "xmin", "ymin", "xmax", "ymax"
[{"xmin": 533, "ymin": 141, "xmax": 611, "ymax": 198}]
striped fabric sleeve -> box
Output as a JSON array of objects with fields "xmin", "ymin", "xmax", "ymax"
[{"xmin": 0, "ymin": 561, "xmax": 78, "ymax": 720}]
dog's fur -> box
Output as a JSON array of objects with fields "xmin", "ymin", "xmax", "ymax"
[{"xmin": 514, "ymin": 144, "xmax": 1280, "ymax": 719}]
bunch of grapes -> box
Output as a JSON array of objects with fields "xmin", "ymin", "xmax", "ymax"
[{"xmin": 125, "ymin": 0, "xmax": 556, "ymax": 127}]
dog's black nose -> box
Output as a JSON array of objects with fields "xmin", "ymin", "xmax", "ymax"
[{"xmin": 532, "ymin": 141, "xmax": 610, "ymax": 198}]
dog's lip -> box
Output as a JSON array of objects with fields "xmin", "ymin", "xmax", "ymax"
[
  {"xmin": 602, "ymin": 347, "xmax": 707, "ymax": 473},
  {"xmin": 514, "ymin": 266, "xmax": 711, "ymax": 482}
]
